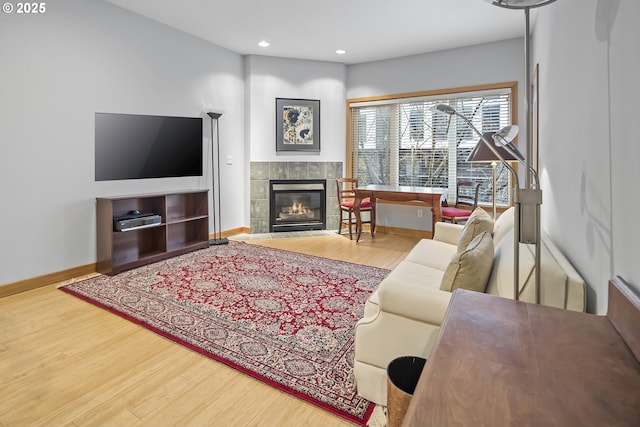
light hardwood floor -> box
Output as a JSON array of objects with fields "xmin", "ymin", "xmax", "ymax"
[{"xmin": 0, "ymin": 232, "xmax": 419, "ymax": 426}]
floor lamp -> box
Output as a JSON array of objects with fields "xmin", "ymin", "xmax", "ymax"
[
  {"xmin": 467, "ymin": 131, "xmax": 523, "ymax": 219},
  {"xmin": 206, "ymin": 111, "xmax": 228, "ymax": 246},
  {"xmin": 483, "ymin": 0, "xmax": 557, "ymax": 304},
  {"xmin": 434, "ymin": 104, "xmax": 529, "ymax": 302}
]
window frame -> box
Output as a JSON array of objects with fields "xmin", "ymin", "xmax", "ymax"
[{"xmin": 346, "ymin": 81, "xmax": 519, "ymax": 209}]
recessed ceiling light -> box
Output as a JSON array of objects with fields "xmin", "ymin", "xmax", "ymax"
[
  {"xmin": 336, "ymin": 49, "xmax": 347, "ymax": 55},
  {"xmin": 259, "ymin": 41, "xmax": 270, "ymax": 47}
]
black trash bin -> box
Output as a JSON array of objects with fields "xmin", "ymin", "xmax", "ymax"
[{"xmin": 386, "ymin": 356, "xmax": 426, "ymax": 427}]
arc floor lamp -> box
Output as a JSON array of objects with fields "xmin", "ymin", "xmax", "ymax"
[
  {"xmin": 435, "ymin": 0, "xmax": 556, "ymax": 303},
  {"xmin": 467, "ymin": 131, "xmax": 522, "ymax": 220},
  {"xmin": 483, "ymin": 0, "xmax": 558, "ymax": 303},
  {"xmin": 434, "ymin": 104, "xmax": 528, "ymax": 302},
  {"xmin": 206, "ymin": 111, "xmax": 228, "ymax": 246}
]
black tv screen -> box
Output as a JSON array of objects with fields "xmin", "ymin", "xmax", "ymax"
[{"xmin": 95, "ymin": 113, "xmax": 203, "ymax": 181}]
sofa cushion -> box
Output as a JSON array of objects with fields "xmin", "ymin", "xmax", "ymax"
[
  {"xmin": 382, "ymin": 260, "xmax": 445, "ymax": 293},
  {"xmin": 404, "ymin": 238, "xmax": 459, "ymax": 271},
  {"xmin": 492, "ymin": 206, "xmax": 515, "ymax": 246},
  {"xmin": 457, "ymin": 207, "xmax": 493, "ymax": 253},
  {"xmin": 376, "ymin": 260, "xmax": 448, "ymax": 323},
  {"xmin": 441, "ymin": 231, "xmax": 494, "ymax": 293},
  {"xmin": 432, "ymin": 221, "xmax": 464, "ymax": 246}
]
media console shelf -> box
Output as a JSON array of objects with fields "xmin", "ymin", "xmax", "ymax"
[{"xmin": 97, "ymin": 190, "xmax": 209, "ymax": 275}]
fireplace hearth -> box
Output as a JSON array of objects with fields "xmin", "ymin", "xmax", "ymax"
[{"xmin": 269, "ymin": 180, "xmax": 326, "ymax": 232}]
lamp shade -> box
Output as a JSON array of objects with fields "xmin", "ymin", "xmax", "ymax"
[
  {"xmin": 485, "ymin": 0, "xmax": 557, "ymax": 8},
  {"xmin": 466, "ymin": 132, "xmax": 523, "ymax": 163}
]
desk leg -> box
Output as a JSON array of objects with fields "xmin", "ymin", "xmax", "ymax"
[
  {"xmin": 353, "ymin": 195, "xmax": 363, "ymax": 243},
  {"xmin": 431, "ymin": 194, "xmax": 442, "ymax": 236},
  {"xmin": 370, "ymin": 196, "xmax": 376, "ymax": 237}
]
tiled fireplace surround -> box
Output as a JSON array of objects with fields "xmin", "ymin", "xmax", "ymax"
[{"xmin": 250, "ymin": 161, "xmax": 343, "ymax": 234}]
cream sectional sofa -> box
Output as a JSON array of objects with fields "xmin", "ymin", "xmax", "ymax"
[{"xmin": 353, "ymin": 207, "xmax": 586, "ymax": 405}]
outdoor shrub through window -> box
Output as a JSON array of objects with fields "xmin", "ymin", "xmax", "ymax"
[{"xmin": 347, "ymin": 82, "xmax": 517, "ymax": 206}]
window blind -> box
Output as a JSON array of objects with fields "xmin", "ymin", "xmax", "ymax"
[{"xmin": 348, "ymin": 85, "xmax": 515, "ymax": 206}]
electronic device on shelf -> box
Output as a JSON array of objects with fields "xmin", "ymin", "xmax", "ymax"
[{"xmin": 113, "ymin": 211, "xmax": 162, "ymax": 232}]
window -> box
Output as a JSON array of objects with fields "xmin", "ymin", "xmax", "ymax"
[{"xmin": 347, "ymin": 82, "xmax": 518, "ymax": 206}]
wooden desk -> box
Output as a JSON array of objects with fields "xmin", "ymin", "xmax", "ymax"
[
  {"xmin": 353, "ymin": 185, "xmax": 446, "ymax": 243},
  {"xmin": 402, "ymin": 277, "xmax": 640, "ymax": 427}
]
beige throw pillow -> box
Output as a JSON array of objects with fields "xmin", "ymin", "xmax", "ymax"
[
  {"xmin": 456, "ymin": 207, "xmax": 493, "ymax": 253},
  {"xmin": 441, "ymin": 231, "xmax": 494, "ymax": 293}
]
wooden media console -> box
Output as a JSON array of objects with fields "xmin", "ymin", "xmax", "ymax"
[{"xmin": 97, "ymin": 190, "xmax": 209, "ymax": 275}]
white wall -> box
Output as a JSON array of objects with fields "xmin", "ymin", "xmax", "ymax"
[
  {"xmin": 609, "ymin": 0, "xmax": 640, "ymax": 300},
  {"xmin": 245, "ymin": 55, "xmax": 347, "ymax": 162},
  {"xmin": 347, "ymin": 37, "xmax": 525, "ymax": 120},
  {"xmin": 0, "ymin": 0, "xmax": 245, "ymax": 285},
  {"xmin": 534, "ymin": 0, "xmax": 639, "ymax": 313}
]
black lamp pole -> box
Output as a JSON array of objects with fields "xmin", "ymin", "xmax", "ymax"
[{"xmin": 207, "ymin": 111, "xmax": 228, "ymax": 245}]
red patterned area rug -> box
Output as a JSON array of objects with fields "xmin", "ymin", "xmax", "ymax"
[{"xmin": 60, "ymin": 241, "xmax": 389, "ymax": 426}]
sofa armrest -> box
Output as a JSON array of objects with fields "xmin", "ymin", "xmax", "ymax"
[
  {"xmin": 541, "ymin": 231, "xmax": 587, "ymax": 311},
  {"xmin": 433, "ymin": 222, "xmax": 464, "ymax": 246},
  {"xmin": 378, "ymin": 281, "xmax": 453, "ymax": 325}
]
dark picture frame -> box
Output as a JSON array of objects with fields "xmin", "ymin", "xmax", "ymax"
[{"xmin": 275, "ymin": 98, "xmax": 320, "ymax": 152}]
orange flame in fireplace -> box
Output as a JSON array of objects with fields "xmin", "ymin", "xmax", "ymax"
[{"xmin": 289, "ymin": 202, "xmax": 307, "ymax": 214}]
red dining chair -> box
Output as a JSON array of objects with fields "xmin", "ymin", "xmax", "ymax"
[
  {"xmin": 441, "ymin": 180, "xmax": 480, "ymax": 224},
  {"xmin": 336, "ymin": 178, "xmax": 375, "ymax": 240}
]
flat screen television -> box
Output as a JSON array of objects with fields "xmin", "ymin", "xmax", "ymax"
[{"xmin": 95, "ymin": 112, "xmax": 203, "ymax": 181}]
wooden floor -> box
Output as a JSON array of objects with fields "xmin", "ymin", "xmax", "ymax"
[{"xmin": 0, "ymin": 232, "xmax": 419, "ymax": 427}]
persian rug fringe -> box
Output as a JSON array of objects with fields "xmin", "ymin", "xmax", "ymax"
[{"xmin": 367, "ymin": 405, "xmax": 388, "ymax": 427}]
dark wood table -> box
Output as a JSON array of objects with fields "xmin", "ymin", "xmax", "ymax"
[
  {"xmin": 401, "ymin": 277, "xmax": 640, "ymax": 427},
  {"xmin": 353, "ymin": 185, "xmax": 446, "ymax": 242}
]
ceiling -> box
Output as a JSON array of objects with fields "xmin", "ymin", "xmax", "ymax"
[{"xmin": 104, "ymin": 0, "xmax": 530, "ymax": 64}]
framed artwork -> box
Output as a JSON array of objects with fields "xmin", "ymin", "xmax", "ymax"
[{"xmin": 275, "ymin": 98, "xmax": 320, "ymax": 152}]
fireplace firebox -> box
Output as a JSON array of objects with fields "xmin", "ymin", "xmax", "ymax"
[{"xmin": 269, "ymin": 180, "xmax": 326, "ymax": 232}]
